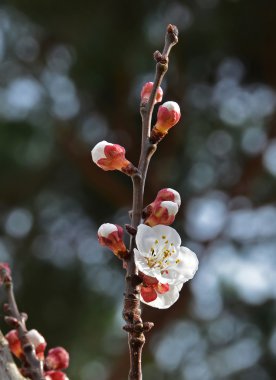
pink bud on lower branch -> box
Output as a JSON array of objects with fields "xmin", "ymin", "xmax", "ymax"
[
  {"xmin": 140, "ymin": 82, "xmax": 163, "ymax": 104},
  {"xmin": 145, "ymin": 200, "xmax": 179, "ymax": 226},
  {"xmin": 44, "ymin": 371, "xmax": 69, "ymax": 380},
  {"xmin": 98, "ymin": 223, "xmax": 127, "ymax": 259},
  {"xmin": 150, "ymin": 101, "xmax": 181, "ymax": 143},
  {"xmin": 91, "ymin": 141, "xmax": 137, "ymax": 175},
  {"xmin": 5, "ymin": 329, "xmax": 24, "ymax": 359},
  {"xmin": 26, "ymin": 329, "xmax": 47, "ymax": 360},
  {"xmin": 144, "ymin": 188, "xmax": 181, "ymax": 218},
  {"xmin": 45, "ymin": 347, "xmax": 69, "ymax": 370}
]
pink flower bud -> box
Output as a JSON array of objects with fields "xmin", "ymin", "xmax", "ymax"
[
  {"xmin": 145, "ymin": 201, "xmax": 178, "ymax": 226},
  {"xmin": 144, "ymin": 188, "xmax": 181, "ymax": 218},
  {"xmin": 44, "ymin": 371, "xmax": 69, "ymax": 380},
  {"xmin": 26, "ymin": 329, "xmax": 46, "ymax": 360},
  {"xmin": 46, "ymin": 347, "xmax": 69, "ymax": 370},
  {"xmin": 5, "ymin": 329, "xmax": 23, "ymax": 359},
  {"xmin": 155, "ymin": 188, "xmax": 181, "ymax": 207},
  {"xmin": 150, "ymin": 101, "xmax": 181, "ymax": 143},
  {"xmin": 98, "ymin": 223, "xmax": 127, "ymax": 258},
  {"xmin": 140, "ymin": 82, "xmax": 163, "ymax": 104},
  {"xmin": 91, "ymin": 141, "xmax": 134, "ymax": 174}
]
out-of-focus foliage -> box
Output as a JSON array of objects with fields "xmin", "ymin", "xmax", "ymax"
[{"xmin": 0, "ymin": 0, "xmax": 276, "ymax": 379}]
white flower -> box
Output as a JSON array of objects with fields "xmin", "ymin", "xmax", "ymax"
[{"xmin": 134, "ymin": 224, "xmax": 198, "ymax": 286}]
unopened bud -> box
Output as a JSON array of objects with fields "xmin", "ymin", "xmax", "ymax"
[
  {"xmin": 140, "ymin": 82, "xmax": 163, "ymax": 104},
  {"xmin": 150, "ymin": 101, "xmax": 181, "ymax": 143},
  {"xmin": 45, "ymin": 347, "xmax": 69, "ymax": 370},
  {"xmin": 98, "ymin": 223, "xmax": 127, "ymax": 258},
  {"xmin": 5, "ymin": 329, "xmax": 23, "ymax": 358},
  {"xmin": 144, "ymin": 188, "xmax": 181, "ymax": 217},
  {"xmin": 91, "ymin": 141, "xmax": 136, "ymax": 175},
  {"xmin": 145, "ymin": 201, "xmax": 178, "ymax": 227},
  {"xmin": 26, "ymin": 329, "xmax": 46, "ymax": 360},
  {"xmin": 155, "ymin": 188, "xmax": 181, "ymax": 207},
  {"xmin": 44, "ymin": 371, "xmax": 69, "ymax": 380}
]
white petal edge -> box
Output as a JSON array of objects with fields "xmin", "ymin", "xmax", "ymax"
[
  {"xmin": 98, "ymin": 223, "xmax": 117, "ymax": 238},
  {"xmin": 135, "ymin": 224, "xmax": 158, "ymax": 253},
  {"xmin": 177, "ymin": 247, "xmax": 199, "ymax": 281},
  {"xmin": 91, "ymin": 140, "xmax": 111, "ymax": 162},
  {"xmin": 151, "ymin": 225, "xmax": 181, "ymax": 247}
]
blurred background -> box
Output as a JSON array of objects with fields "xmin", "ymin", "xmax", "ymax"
[{"xmin": 0, "ymin": 0, "xmax": 276, "ymax": 379}]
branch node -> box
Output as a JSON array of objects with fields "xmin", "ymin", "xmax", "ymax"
[
  {"xmin": 167, "ymin": 24, "xmax": 179, "ymax": 45},
  {"xmin": 4, "ymin": 316, "xmax": 19, "ymax": 328},
  {"xmin": 125, "ymin": 224, "xmax": 137, "ymax": 236}
]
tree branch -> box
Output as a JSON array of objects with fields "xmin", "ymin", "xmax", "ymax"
[
  {"xmin": 122, "ymin": 24, "xmax": 179, "ymax": 380},
  {"xmin": 3, "ymin": 275, "xmax": 45, "ymax": 380}
]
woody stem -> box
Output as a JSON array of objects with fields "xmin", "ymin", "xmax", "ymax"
[{"xmin": 122, "ymin": 24, "xmax": 179, "ymax": 380}]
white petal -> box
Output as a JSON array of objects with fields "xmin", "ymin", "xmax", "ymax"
[
  {"xmin": 135, "ymin": 224, "xmax": 157, "ymax": 253},
  {"xmin": 156, "ymin": 248, "xmax": 198, "ymax": 285},
  {"xmin": 140, "ymin": 282, "xmax": 183, "ymax": 309},
  {"xmin": 151, "ymin": 225, "xmax": 181, "ymax": 247},
  {"xmin": 177, "ymin": 247, "xmax": 199, "ymax": 281},
  {"xmin": 91, "ymin": 140, "xmax": 111, "ymax": 162},
  {"xmin": 160, "ymin": 201, "xmax": 178, "ymax": 216},
  {"xmin": 98, "ymin": 223, "xmax": 117, "ymax": 238}
]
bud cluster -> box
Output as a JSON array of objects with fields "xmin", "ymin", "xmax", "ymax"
[
  {"xmin": 5, "ymin": 328, "xmax": 69, "ymax": 380},
  {"xmin": 98, "ymin": 223, "xmax": 127, "ymax": 259}
]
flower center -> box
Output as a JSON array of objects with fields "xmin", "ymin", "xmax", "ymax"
[{"xmin": 145, "ymin": 235, "xmax": 180, "ymax": 270}]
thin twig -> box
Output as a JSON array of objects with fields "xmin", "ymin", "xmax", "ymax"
[
  {"xmin": 122, "ymin": 24, "xmax": 179, "ymax": 380},
  {"xmin": 3, "ymin": 275, "xmax": 45, "ymax": 380}
]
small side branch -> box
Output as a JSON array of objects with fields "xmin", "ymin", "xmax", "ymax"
[{"xmin": 3, "ymin": 273, "xmax": 45, "ymax": 380}]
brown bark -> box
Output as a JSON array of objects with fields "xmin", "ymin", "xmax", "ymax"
[{"xmin": 122, "ymin": 25, "xmax": 179, "ymax": 380}]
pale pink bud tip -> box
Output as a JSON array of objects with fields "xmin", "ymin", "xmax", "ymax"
[
  {"xmin": 91, "ymin": 140, "xmax": 131, "ymax": 172},
  {"xmin": 141, "ymin": 82, "xmax": 163, "ymax": 104},
  {"xmin": 98, "ymin": 223, "xmax": 119, "ymax": 238},
  {"xmin": 46, "ymin": 347, "xmax": 70, "ymax": 370},
  {"xmin": 145, "ymin": 201, "xmax": 179, "ymax": 227},
  {"xmin": 98, "ymin": 223, "xmax": 127, "ymax": 258},
  {"xmin": 26, "ymin": 329, "xmax": 46, "ymax": 359},
  {"xmin": 44, "ymin": 371, "xmax": 69, "ymax": 380},
  {"xmin": 156, "ymin": 188, "xmax": 181, "ymax": 207},
  {"xmin": 160, "ymin": 201, "xmax": 178, "ymax": 216},
  {"xmin": 157, "ymin": 101, "xmax": 181, "ymax": 130}
]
